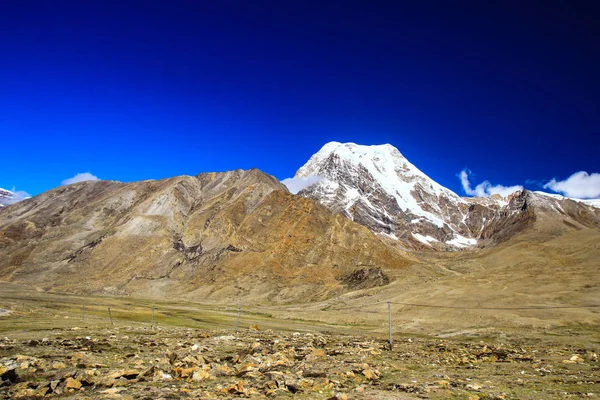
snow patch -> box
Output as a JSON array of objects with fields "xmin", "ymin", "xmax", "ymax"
[
  {"xmin": 412, "ymin": 233, "xmax": 439, "ymax": 245},
  {"xmin": 378, "ymin": 232, "xmax": 399, "ymax": 240},
  {"xmin": 534, "ymin": 191, "xmax": 600, "ymax": 209},
  {"xmin": 446, "ymin": 234, "xmax": 477, "ymax": 248}
]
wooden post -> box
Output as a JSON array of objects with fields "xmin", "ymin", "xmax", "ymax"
[
  {"xmin": 81, "ymin": 306, "xmax": 85, "ymax": 322},
  {"xmin": 151, "ymin": 306, "xmax": 156, "ymax": 329},
  {"xmin": 235, "ymin": 304, "xmax": 241, "ymax": 333},
  {"xmin": 387, "ymin": 302, "xmax": 393, "ymax": 351},
  {"xmin": 108, "ymin": 307, "xmax": 114, "ymax": 326}
]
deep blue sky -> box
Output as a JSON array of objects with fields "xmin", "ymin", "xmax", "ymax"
[{"xmin": 2, "ymin": 0, "xmax": 599, "ymax": 197}]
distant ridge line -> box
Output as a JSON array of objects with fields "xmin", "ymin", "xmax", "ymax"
[
  {"xmin": 336, "ymin": 301, "xmax": 600, "ymax": 311},
  {"xmin": 246, "ymin": 301, "xmax": 600, "ymax": 312}
]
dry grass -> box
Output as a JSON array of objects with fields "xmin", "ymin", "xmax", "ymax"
[{"xmin": 1, "ymin": 282, "xmax": 599, "ymax": 400}]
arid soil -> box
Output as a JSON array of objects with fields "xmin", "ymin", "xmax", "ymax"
[{"xmin": 1, "ymin": 290, "xmax": 598, "ymax": 400}]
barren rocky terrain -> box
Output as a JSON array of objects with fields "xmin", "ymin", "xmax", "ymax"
[
  {"xmin": 1, "ymin": 284, "xmax": 599, "ymax": 400},
  {"xmin": 0, "ymin": 171, "xmax": 408, "ymax": 302}
]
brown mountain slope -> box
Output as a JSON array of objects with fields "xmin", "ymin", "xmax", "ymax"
[
  {"xmin": 274, "ymin": 208, "xmax": 600, "ymax": 334},
  {"xmin": 384, "ymin": 226, "xmax": 600, "ymax": 333},
  {"xmin": 477, "ymin": 190, "xmax": 600, "ymax": 246},
  {"xmin": 0, "ymin": 169, "xmax": 409, "ymax": 302}
]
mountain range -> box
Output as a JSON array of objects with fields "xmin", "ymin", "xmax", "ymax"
[
  {"xmin": 294, "ymin": 142, "xmax": 600, "ymax": 250},
  {"xmin": 0, "ymin": 169, "xmax": 407, "ymax": 302},
  {"xmin": 1, "ymin": 142, "xmax": 599, "ymax": 305}
]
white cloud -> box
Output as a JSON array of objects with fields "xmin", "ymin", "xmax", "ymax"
[
  {"xmin": 0, "ymin": 187, "xmax": 31, "ymax": 206},
  {"xmin": 281, "ymin": 175, "xmax": 325, "ymax": 194},
  {"xmin": 459, "ymin": 169, "xmax": 523, "ymax": 198},
  {"xmin": 544, "ymin": 171, "xmax": 600, "ymax": 199},
  {"xmin": 61, "ymin": 172, "xmax": 100, "ymax": 186}
]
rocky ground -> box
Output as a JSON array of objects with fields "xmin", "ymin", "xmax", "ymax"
[{"xmin": 1, "ymin": 323, "xmax": 598, "ymax": 400}]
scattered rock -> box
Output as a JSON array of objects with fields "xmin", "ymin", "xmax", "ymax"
[
  {"xmin": 362, "ymin": 368, "xmax": 380, "ymax": 380},
  {"xmin": 225, "ymin": 380, "xmax": 248, "ymax": 396},
  {"xmin": 328, "ymin": 393, "xmax": 349, "ymax": 400},
  {"xmin": 0, "ymin": 365, "xmax": 18, "ymax": 384},
  {"xmin": 65, "ymin": 377, "xmax": 82, "ymax": 389},
  {"xmin": 108, "ymin": 369, "xmax": 139, "ymax": 380},
  {"xmin": 1, "ymin": 324, "xmax": 597, "ymax": 399},
  {"xmin": 192, "ymin": 369, "xmax": 213, "ymax": 381},
  {"xmin": 569, "ymin": 354, "xmax": 585, "ymax": 363}
]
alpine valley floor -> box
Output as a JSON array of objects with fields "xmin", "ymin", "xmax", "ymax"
[{"xmin": 0, "ymin": 241, "xmax": 599, "ymax": 400}]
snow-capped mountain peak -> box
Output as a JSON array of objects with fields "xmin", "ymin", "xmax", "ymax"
[
  {"xmin": 293, "ymin": 142, "xmax": 600, "ymax": 251},
  {"xmin": 297, "ymin": 142, "xmax": 464, "ymax": 218},
  {"xmin": 294, "ymin": 142, "xmax": 482, "ymax": 249},
  {"xmin": 298, "ymin": 142, "xmax": 432, "ymax": 188}
]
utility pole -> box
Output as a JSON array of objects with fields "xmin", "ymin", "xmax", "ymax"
[
  {"xmin": 387, "ymin": 302, "xmax": 393, "ymax": 351},
  {"xmin": 108, "ymin": 307, "xmax": 114, "ymax": 326},
  {"xmin": 235, "ymin": 304, "xmax": 241, "ymax": 333}
]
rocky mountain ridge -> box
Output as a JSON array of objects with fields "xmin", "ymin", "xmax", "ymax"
[
  {"xmin": 294, "ymin": 142, "xmax": 600, "ymax": 250},
  {"xmin": 0, "ymin": 169, "xmax": 408, "ymax": 302}
]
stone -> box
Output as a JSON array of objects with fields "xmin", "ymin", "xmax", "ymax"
[
  {"xmin": 0, "ymin": 366, "xmax": 17, "ymax": 384},
  {"xmin": 182, "ymin": 355, "xmax": 203, "ymax": 365},
  {"xmin": 312, "ymin": 348, "xmax": 326, "ymax": 357},
  {"xmin": 284, "ymin": 375, "xmax": 300, "ymax": 393},
  {"xmin": 191, "ymin": 369, "xmax": 212, "ymax": 381},
  {"xmin": 65, "ymin": 377, "xmax": 82, "ymax": 389},
  {"xmin": 50, "ymin": 380, "xmax": 60, "ymax": 392},
  {"xmin": 214, "ymin": 335, "xmax": 236, "ymax": 341},
  {"xmin": 362, "ymin": 368, "xmax": 380, "ymax": 380},
  {"xmin": 158, "ymin": 372, "xmax": 172, "ymax": 381},
  {"xmin": 8, "ymin": 382, "xmax": 36, "ymax": 399},
  {"xmin": 139, "ymin": 365, "xmax": 155, "ymax": 377},
  {"xmin": 569, "ymin": 355, "xmax": 585, "ymax": 363},
  {"xmin": 71, "ymin": 352, "xmax": 89, "ymax": 367},
  {"xmin": 328, "ymin": 393, "xmax": 349, "ymax": 400},
  {"xmin": 175, "ymin": 366, "xmax": 198, "ymax": 378},
  {"xmin": 34, "ymin": 383, "xmax": 50, "ymax": 397},
  {"xmin": 237, "ymin": 361, "xmax": 258, "ymax": 375},
  {"xmin": 243, "ymin": 370, "xmax": 262, "ymax": 379},
  {"xmin": 108, "ymin": 369, "xmax": 139, "ymax": 380},
  {"xmin": 101, "ymin": 387, "xmax": 126, "ymax": 395},
  {"xmin": 227, "ymin": 380, "xmax": 248, "ymax": 395},
  {"xmin": 213, "ymin": 364, "xmax": 232, "ymax": 376},
  {"xmin": 52, "ymin": 361, "xmax": 67, "ymax": 369},
  {"xmin": 104, "ymin": 376, "xmax": 122, "ymax": 387}
]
